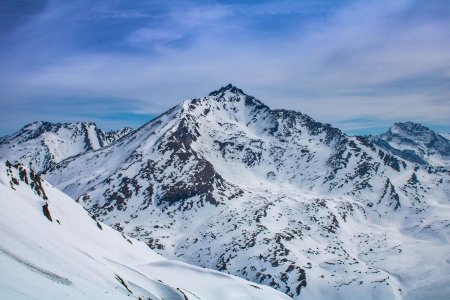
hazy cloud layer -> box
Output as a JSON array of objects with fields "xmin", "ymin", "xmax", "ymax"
[{"xmin": 0, "ymin": 0, "xmax": 449, "ymax": 135}]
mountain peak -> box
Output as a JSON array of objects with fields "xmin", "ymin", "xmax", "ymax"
[
  {"xmin": 386, "ymin": 121, "xmax": 439, "ymax": 143},
  {"xmin": 22, "ymin": 120, "xmax": 49, "ymax": 130},
  {"xmin": 383, "ymin": 121, "xmax": 441, "ymax": 143},
  {"xmin": 208, "ymin": 83, "xmax": 246, "ymax": 97},
  {"xmin": 22, "ymin": 120, "xmax": 98, "ymax": 132},
  {"xmin": 205, "ymin": 83, "xmax": 269, "ymax": 109},
  {"xmin": 391, "ymin": 122, "xmax": 431, "ymax": 134},
  {"xmin": 374, "ymin": 121, "xmax": 450, "ymax": 167},
  {"xmin": 0, "ymin": 121, "xmax": 134, "ymax": 173}
]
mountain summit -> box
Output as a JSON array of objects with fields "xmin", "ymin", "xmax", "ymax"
[
  {"xmin": 1, "ymin": 86, "xmax": 449, "ymax": 299},
  {"xmin": 0, "ymin": 121, "xmax": 133, "ymax": 172},
  {"xmin": 208, "ymin": 83, "xmax": 247, "ymax": 96},
  {"xmin": 37, "ymin": 86, "xmax": 450, "ymax": 299},
  {"xmin": 371, "ymin": 121, "xmax": 450, "ymax": 167}
]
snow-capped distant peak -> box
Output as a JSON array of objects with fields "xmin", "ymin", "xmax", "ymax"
[
  {"xmin": 373, "ymin": 121, "xmax": 450, "ymax": 167},
  {"xmin": 388, "ymin": 122, "xmax": 435, "ymax": 141},
  {"xmin": 0, "ymin": 121, "xmax": 134, "ymax": 173}
]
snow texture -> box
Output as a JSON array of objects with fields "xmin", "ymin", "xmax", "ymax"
[
  {"xmin": 0, "ymin": 121, "xmax": 133, "ymax": 173},
  {"xmin": 0, "ymin": 161, "xmax": 289, "ymax": 300},
  {"xmin": 3, "ymin": 84, "xmax": 450, "ymax": 299},
  {"xmin": 371, "ymin": 122, "xmax": 450, "ymax": 167}
]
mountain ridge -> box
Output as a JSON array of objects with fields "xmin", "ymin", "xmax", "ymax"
[
  {"xmin": 0, "ymin": 121, "xmax": 133, "ymax": 173},
  {"xmin": 370, "ymin": 121, "xmax": 450, "ymax": 167},
  {"xmin": 37, "ymin": 85, "xmax": 450, "ymax": 299},
  {"xmin": 2, "ymin": 85, "xmax": 450, "ymax": 299}
]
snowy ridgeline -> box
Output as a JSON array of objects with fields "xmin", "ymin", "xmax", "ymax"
[
  {"xmin": 1, "ymin": 84, "xmax": 450, "ymax": 300},
  {"xmin": 35, "ymin": 85, "xmax": 450, "ymax": 300},
  {"xmin": 370, "ymin": 122, "xmax": 450, "ymax": 167},
  {"xmin": 441, "ymin": 133, "xmax": 450, "ymax": 141},
  {"xmin": 0, "ymin": 121, "xmax": 133, "ymax": 173},
  {"xmin": 0, "ymin": 161, "xmax": 289, "ymax": 300}
]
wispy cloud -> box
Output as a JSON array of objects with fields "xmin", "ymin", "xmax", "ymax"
[{"xmin": 0, "ymin": 0, "xmax": 449, "ymax": 135}]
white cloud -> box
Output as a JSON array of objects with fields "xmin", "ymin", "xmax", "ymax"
[{"xmin": 1, "ymin": 0, "xmax": 450, "ymax": 134}]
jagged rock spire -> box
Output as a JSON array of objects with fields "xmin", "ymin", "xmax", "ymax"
[{"xmin": 208, "ymin": 84, "xmax": 246, "ymax": 96}]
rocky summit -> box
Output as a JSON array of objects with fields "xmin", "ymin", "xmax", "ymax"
[{"xmin": 370, "ymin": 122, "xmax": 450, "ymax": 167}]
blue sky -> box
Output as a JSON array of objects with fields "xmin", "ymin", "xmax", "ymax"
[{"xmin": 0, "ymin": 0, "xmax": 449, "ymax": 136}]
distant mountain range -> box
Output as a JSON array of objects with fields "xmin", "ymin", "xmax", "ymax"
[
  {"xmin": 0, "ymin": 121, "xmax": 133, "ymax": 173},
  {"xmin": 1, "ymin": 84, "xmax": 449, "ymax": 299}
]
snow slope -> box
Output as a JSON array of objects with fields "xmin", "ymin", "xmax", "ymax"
[
  {"xmin": 19, "ymin": 85, "xmax": 450, "ymax": 299},
  {"xmin": 0, "ymin": 161, "xmax": 290, "ymax": 300},
  {"xmin": 440, "ymin": 133, "xmax": 450, "ymax": 141},
  {"xmin": 0, "ymin": 121, "xmax": 133, "ymax": 173}
]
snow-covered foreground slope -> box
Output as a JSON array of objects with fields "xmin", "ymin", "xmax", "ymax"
[
  {"xmin": 40, "ymin": 85, "xmax": 450, "ymax": 299},
  {"xmin": 0, "ymin": 161, "xmax": 290, "ymax": 300},
  {"xmin": 0, "ymin": 121, "xmax": 133, "ymax": 173}
]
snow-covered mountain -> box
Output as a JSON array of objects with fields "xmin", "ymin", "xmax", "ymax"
[
  {"xmin": 0, "ymin": 161, "xmax": 289, "ymax": 300},
  {"xmin": 439, "ymin": 133, "xmax": 450, "ymax": 141},
  {"xmin": 370, "ymin": 122, "xmax": 450, "ymax": 167},
  {"xmin": 40, "ymin": 85, "xmax": 450, "ymax": 299},
  {"xmin": 0, "ymin": 121, "xmax": 133, "ymax": 172}
]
